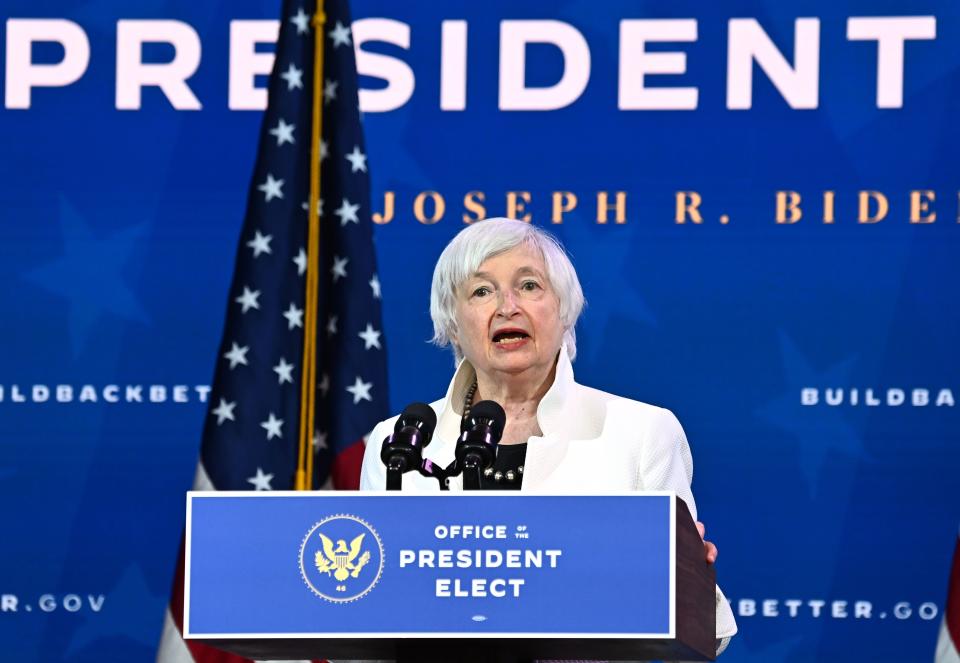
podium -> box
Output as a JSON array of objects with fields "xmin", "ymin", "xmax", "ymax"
[{"xmin": 184, "ymin": 491, "xmax": 717, "ymax": 662}]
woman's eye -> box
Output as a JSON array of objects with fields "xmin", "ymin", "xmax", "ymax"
[
  {"xmin": 521, "ymin": 281, "xmax": 540, "ymax": 291},
  {"xmin": 472, "ymin": 286, "xmax": 491, "ymax": 297}
]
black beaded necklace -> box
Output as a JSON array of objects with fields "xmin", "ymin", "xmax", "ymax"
[{"xmin": 462, "ymin": 380, "xmax": 524, "ymax": 485}]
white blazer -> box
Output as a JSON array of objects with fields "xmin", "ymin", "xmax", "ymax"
[{"xmin": 359, "ymin": 345, "xmax": 738, "ymax": 650}]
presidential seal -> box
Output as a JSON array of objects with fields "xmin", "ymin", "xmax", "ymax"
[{"xmin": 299, "ymin": 514, "xmax": 384, "ymax": 603}]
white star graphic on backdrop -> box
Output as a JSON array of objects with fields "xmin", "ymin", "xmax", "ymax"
[
  {"xmin": 346, "ymin": 376, "xmax": 373, "ymax": 404},
  {"xmin": 318, "ymin": 373, "xmax": 330, "ymax": 396},
  {"xmin": 334, "ymin": 198, "xmax": 360, "ymax": 226},
  {"xmin": 290, "ymin": 7, "xmax": 310, "ymax": 35},
  {"xmin": 369, "ymin": 274, "xmax": 381, "ymax": 299},
  {"xmin": 223, "ymin": 342, "xmax": 249, "ymax": 369},
  {"xmin": 757, "ymin": 331, "xmax": 862, "ymax": 496},
  {"xmin": 301, "ymin": 198, "xmax": 324, "ymax": 216},
  {"xmin": 235, "ymin": 286, "xmax": 261, "ymax": 313},
  {"xmin": 323, "ymin": 79, "xmax": 338, "ymax": 104},
  {"xmin": 319, "ymin": 139, "xmax": 329, "ymax": 161},
  {"xmin": 293, "ymin": 248, "xmax": 307, "ymax": 275},
  {"xmin": 345, "ymin": 145, "xmax": 367, "ymax": 173},
  {"xmin": 326, "ymin": 315, "xmax": 338, "ymax": 336},
  {"xmin": 331, "ymin": 255, "xmax": 348, "ymax": 281},
  {"xmin": 257, "ymin": 174, "xmax": 284, "ymax": 202},
  {"xmin": 281, "ymin": 63, "xmax": 304, "ymax": 90},
  {"xmin": 313, "ymin": 430, "xmax": 328, "ymax": 451},
  {"xmin": 273, "ymin": 358, "xmax": 294, "ymax": 384},
  {"xmin": 358, "ymin": 323, "xmax": 382, "ymax": 350},
  {"xmin": 329, "ymin": 21, "xmax": 352, "ymax": 47},
  {"xmin": 269, "ymin": 118, "xmax": 295, "ymax": 146},
  {"xmin": 260, "ymin": 412, "xmax": 284, "ymax": 440},
  {"xmin": 246, "ymin": 230, "xmax": 272, "ymax": 257},
  {"xmin": 247, "ymin": 467, "xmax": 274, "ymax": 491},
  {"xmin": 211, "ymin": 398, "xmax": 236, "ymax": 425},
  {"xmin": 283, "ymin": 302, "xmax": 304, "ymax": 329}
]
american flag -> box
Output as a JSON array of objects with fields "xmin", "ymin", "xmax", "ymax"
[
  {"xmin": 158, "ymin": 0, "xmax": 388, "ymax": 660},
  {"xmin": 937, "ymin": 526, "xmax": 960, "ymax": 663}
]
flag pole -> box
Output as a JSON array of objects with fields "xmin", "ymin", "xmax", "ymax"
[{"xmin": 296, "ymin": 0, "xmax": 327, "ymax": 491}]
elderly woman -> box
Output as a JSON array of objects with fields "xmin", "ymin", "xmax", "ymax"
[{"xmin": 359, "ymin": 217, "xmax": 737, "ymax": 652}]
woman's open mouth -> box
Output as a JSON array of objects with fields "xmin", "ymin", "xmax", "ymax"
[{"xmin": 492, "ymin": 330, "xmax": 530, "ymax": 348}]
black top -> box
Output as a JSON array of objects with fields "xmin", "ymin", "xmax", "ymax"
[{"xmin": 480, "ymin": 443, "xmax": 527, "ymax": 490}]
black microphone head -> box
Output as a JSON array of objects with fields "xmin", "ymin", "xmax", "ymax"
[
  {"xmin": 463, "ymin": 399, "xmax": 506, "ymax": 442},
  {"xmin": 395, "ymin": 402, "xmax": 438, "ymax": 443}
]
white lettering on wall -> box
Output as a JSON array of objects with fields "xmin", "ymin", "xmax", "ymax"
[
  {"xmin": 354, "ymin": 18, "xmax": 415, "ymax": 112},
  {"xmin": 499, "ymin": 20, "xmax": 590, "ymax": 111},
  {"xmin": 116, "ymin": 20, "xmax": 202, "ymax": 110},
  {"xmin": 228, "ymin": 20, "xmax": 279, "ymax": 110},
  {"xmin": 847, "ymin": 16, "xmax": 936, "ymax": 109},
  {"xmin": 727, "ymin": 18, "xmax": 820, "ymax": 109},
  {"xmin": 5, "ymin": 19, "xmax": 90, "ymax": 109},
  {"xmin": 440, "ymin": 20, "xmax": 468, "ymax": 111},
  {"xmin": 619, "ymin": 19, "xmax": 698, "ymax": 110}
]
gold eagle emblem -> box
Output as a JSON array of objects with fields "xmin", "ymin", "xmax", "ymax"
[{"xmin": 314, "ymin": 533, "xmax": 371, "ymax": 582}]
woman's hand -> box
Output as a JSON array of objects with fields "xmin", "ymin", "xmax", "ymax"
[{"xmin": 696, "ymin": 521, "xmax": 718, "ymax": 564}]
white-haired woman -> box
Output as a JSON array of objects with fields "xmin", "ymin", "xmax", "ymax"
[{"xmin": 359, "ymin": 217, "xmax": 737, "ymax": 651}]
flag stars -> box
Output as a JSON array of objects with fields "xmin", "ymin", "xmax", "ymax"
[
  {"xmin": 323, "ymin": 79, "xmax": 338, "ymax": 104},
  {"xmin": 301, "ymin": 198, "xmax": 324, "ymax": 216},
  {"xmin": 334, "ymin": 198, "xmax": 360, "ymax": 226},
  {"xmin": 235, "ymin": 286, "xmax": 261, "ymax": 313},
  {"xmin": 223, "ymin": 342, "xmax": 249, "ymax": 369},
  {"xmin": 346, "ymin": 376, "xmax": 373, "ymax": 404},
  {"xmin": 313, "ymin": 430, "xmax": 328, "ymax": 451},
  {"xmin": 269, "ymin": 118, "xmax": 295, "ymax": 146},
  {"xmin": 211, "ymin": 398, "xmax": 236, "ymax": 425},
  {"xmin": 281, "ymin": 63, "xmax": 304, "ymax": 90},
  {"xmin": 247, "ymin": 467, "xmax": 274, "ymax": 491},
  {"xmin": 290, "ymin": 7, "xmax": 310, "ymax": 35},
  {"xmin": 199, "ymin": 11, "xmax": 388, "ymax": 498},
  {"xmin": 283, "ymin": 302, "xmax": 304, "ymax": 329},
  {"xmin": 293, "ymin": 248, "xmax": 307, "ymax": 275},
  {"xmin": 260, "ymin": 412, "xmax": 284, "ymax": 440},
  {"xmin": 358, "ymin": 323, "xmax": 382, "ymax": 350},
  {"xmin": 329, "ymin": 21, "xmax": 352, "ymax": 47},
  {"xmin": 258, "ymin": 174, "xmax": 284, "ymax": 202},
  {"xmin": 331, "ymin": 255, "xmax": 348, "ymax": 282},
  {"xmin": 345, "ymin": 145, "xmax": 367, "ymax": 173},
  {"xmin": 246, "ymin": 230, "xmax": 273, "ymax": 257},
  {"xmin": 273, "ymin": 357, "xmax": 295, "ymax": 384}
]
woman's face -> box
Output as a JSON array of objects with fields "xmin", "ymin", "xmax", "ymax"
[{"xmin": 452, "ymin": 244, "xmax": 564, "ymax": 380}]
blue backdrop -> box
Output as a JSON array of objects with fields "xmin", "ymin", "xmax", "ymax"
[{"xmin": 0, "ymin": 1, "xmax": 958, "ymax": 661}]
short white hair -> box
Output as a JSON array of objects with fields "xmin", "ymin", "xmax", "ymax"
[{"xmin": 430, "ymin": 218, "xmax": 585, "ymax": 363}]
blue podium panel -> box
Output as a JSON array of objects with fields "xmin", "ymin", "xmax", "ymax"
[{"xmin": 184, "ymin": 492, "xmax": 676, "ymax": 640}]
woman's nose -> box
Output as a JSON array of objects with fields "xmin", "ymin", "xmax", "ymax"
[{"xmin": 496, "ymin": 289, "xmax": 519, "ymax": 316}]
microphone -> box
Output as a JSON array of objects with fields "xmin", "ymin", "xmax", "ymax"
[
  {"xmin": 380, "ymin": 402, "xmax": 437, "ymax": 490},
  {"xmin": 456, "ymin": 400, "xmax": 506, "ymax": 490}
]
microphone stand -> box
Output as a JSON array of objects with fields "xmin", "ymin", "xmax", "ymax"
[
  {"xmin": 385, "ymin": 456, "xmax": 454, "ymax": 491},
  {"xmin": 461, "ymin": 454, "xmax": 482, "ymax": 490},
  {"xmin": 419, "ymin": 458, "xmax": 451, "ymax": 491},
  {"xmin": 387, "ymin": 448, "xmax": 495, "ymax": 491},
  {"xmin": 385, "ymin": 457, "xmax": 405, "ymax": 491}
]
